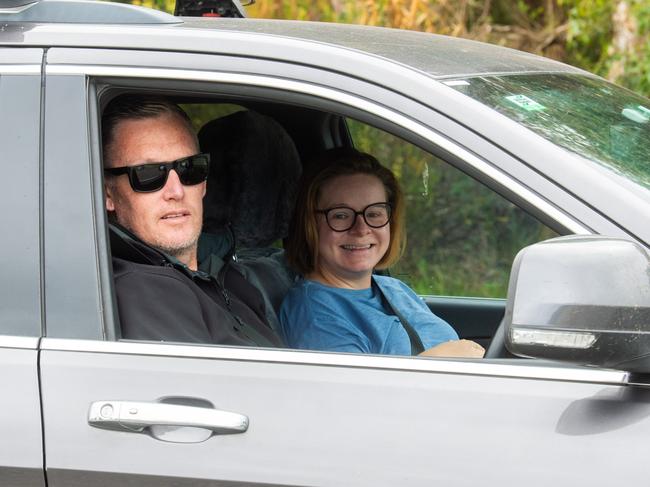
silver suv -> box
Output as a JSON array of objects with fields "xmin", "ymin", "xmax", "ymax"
[{"xmin": 2, "ymin": 1, "xmax": 650, "ymax": 485}]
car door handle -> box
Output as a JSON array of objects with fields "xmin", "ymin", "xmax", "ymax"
[{"xmin": 88, "ymin": 400, "xmax": 249, "ymax": 435}]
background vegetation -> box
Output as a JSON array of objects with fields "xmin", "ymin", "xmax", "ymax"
[{"xmin": 125, "ymin": 0, "xmax": 648, "ymax": 297}]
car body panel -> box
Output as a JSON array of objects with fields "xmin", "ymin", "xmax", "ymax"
[
  {"xmin": 181, "ymin": 18, "xmax": 587, "ymax": 78},
  {"xmin": 41, "ymin": 338, "xmax": 647, "ymax": 487},
  {"xmin": 7, "ymin": 19, "xmax": 586, "ymax": 78},
  {"xmin": 43, "ymin": 73, "xmax": 104, "ymax": 340},
  {"xmin": 0, "ymin": 53, "xmax": 42, "ymax": 336},
  {"xmin": 0, "ymin": 339, "xmax": 45, "ymax": 486},
  {"xmin": 0, "ymin": 52, "xmax": 45, "ymax": 485}
]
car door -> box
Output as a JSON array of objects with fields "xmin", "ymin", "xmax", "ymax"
[
  {"xmin": 39, "ymin": 42, "xmax": 650, "ymax": 486},
  {"xmin": 0, "ymin": 48, "xmax": 46, "ymax": 486}
]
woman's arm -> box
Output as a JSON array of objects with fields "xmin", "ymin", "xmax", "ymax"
[{"xmin": 419, "ymin": 339, "xmax": 485, "ymax": 358}]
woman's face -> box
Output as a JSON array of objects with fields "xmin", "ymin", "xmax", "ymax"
[{"xmin": 313, "ymin": 173, "xmax": 390, "ymax": 288}]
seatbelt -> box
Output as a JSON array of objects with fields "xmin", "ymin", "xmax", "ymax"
[{"xmin": 374, "ymin": 281, "xmax": 425, "ymax": 356}]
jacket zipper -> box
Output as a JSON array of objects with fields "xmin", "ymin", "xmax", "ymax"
[{"xmin": 215, "ymin": 269, "xmax": 248, "ymax": 333}]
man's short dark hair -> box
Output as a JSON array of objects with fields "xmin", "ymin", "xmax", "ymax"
[{"xmin": 101, "ymin": 94, "xmax": 196, "ymax": 166}]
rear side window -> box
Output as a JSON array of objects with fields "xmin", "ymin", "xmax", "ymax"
[{"xmin": 0, "ymin": 70, "xmax": 42, "ymax": 336}]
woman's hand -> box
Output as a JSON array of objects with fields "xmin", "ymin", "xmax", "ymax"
[{"xmin": 419, "ymin": 339, "xmax": 485, "ymax": 358}]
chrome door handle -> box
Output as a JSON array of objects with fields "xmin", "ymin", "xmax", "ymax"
[{"xmin": 88, "ymin": 400, "xmax": 249, "ymax": 435}]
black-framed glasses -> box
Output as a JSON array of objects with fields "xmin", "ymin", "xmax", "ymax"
[
  {"xmin": 104, "ymin": 153, "xmax": 210, "ymax": 193},
  {"xmin": 316, "ymin": 202, "xmax": 392, "ymax": 232}
]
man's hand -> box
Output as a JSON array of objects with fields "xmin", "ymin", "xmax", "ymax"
[{"xmin": 419, "ymin": 339, "xmax": 485, "ymax": 358}]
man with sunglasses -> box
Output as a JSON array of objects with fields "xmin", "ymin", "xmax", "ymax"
[{"xmin": 103, "ymin": 95, "xmax": 283, "ymax": 348}]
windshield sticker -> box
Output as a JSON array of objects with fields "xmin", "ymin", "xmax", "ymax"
[
  {"xmin": 505, "ymin": 94, "xmax": 545, "ymax": 111},
  {"xmin": 622, "ymin": 107, "xmax": 649, "ymax": 124},
  {"xmin": 443, "ymin": 80, "xmax": 470, "ymax": 87}
]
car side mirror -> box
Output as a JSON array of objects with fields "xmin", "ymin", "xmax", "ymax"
[{"xmin": 504, "ymin": 235, "xmax": 650, "ymax": 372}]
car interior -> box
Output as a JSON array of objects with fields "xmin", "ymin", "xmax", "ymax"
[{"xmin": 101, "ymin": 88, "xmax": 559, "ymax": 356}]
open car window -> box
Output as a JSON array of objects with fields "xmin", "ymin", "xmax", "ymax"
[{"xmin": 101, "ymin": 93, "xmax": 560, "ymax": 352}]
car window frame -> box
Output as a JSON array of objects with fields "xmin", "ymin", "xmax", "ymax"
[
  {"xmin": 85, "ymin": 74, "xmax": 589, "ymax": 316},
  {"xmin": 43, "ymin": 48, "xmax": 632, "ymax": 384}
]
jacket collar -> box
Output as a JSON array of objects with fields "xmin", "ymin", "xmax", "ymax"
[{"xmin": 109, "ymin": 223, "xmax": 236, "ymax": 274}]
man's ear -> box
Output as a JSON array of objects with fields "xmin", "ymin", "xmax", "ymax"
[{"xmin": 105, "ymin": 184, "xmax": 116, "ymax": 212}]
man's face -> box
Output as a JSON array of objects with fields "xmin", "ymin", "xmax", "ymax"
[{"xmin": 105, "ymin": 113, "xmax": 206, "ymax": 265}]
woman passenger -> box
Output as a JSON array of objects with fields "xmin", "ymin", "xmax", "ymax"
[{"xmin": 280, "ymin": 148, "xmax": 484, "ymax": 358}]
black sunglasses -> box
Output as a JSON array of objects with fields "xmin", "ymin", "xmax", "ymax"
[{"xmin": 104, "ymin": 153, "xmax": 210, "ymax": 193}]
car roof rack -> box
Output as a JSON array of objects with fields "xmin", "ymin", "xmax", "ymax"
[
  {"xmin": 174, "ymin": 0, "xmax": 250, "ymax": 18},
  {"xmin": 0, "ymin": 0, "xmax": 181, "ymax": 24}
]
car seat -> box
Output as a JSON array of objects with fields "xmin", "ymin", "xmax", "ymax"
[{"xmin": 198, "ymin": 109, "xmax": 302, "ymax": 322}]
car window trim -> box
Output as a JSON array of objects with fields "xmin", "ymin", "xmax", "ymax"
[
  {"xmin": 87, "ymin": 80, "xmax": 116, "ymax": 341},
  {"xmin": 0, "ymin": 336, "xmax": 40, "ymax": 350},
  {"xmin": 41, "ymin": 337, "xmax": 629, "ymax": 386},
  {"xmin": 0, "ymin": 65, "xmax": 40, "ymax": 74},
  {"xmin": 48, "ymin": 64, "xmax": 591, "ymax": 235}
]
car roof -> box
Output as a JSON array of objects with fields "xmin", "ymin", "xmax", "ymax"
[
  {"xmin": 0, "ymin": 1, "xmax": 586, "ymax": 80},
  {"xmin": 181, "ymin": 18, "xmax": 585, "ymax": 79}
]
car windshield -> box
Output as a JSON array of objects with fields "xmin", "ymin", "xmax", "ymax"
[{"xmin": 447, "ymin": 74, "xmax": 650, "ymax": 190}]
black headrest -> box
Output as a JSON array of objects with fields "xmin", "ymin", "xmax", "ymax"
[{"xmin": 198, "ymin": 110, "xmax": 302, "ymax": 248}]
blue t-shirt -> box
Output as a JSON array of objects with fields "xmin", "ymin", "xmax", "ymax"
[{"xmin": 280, "ymin": 275, "xmax": 458, "ymax": 355}]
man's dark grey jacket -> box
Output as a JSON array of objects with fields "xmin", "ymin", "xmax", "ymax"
[{"xmin": 110, "ymin": 224, "xmax": 284, "ymax": 348}]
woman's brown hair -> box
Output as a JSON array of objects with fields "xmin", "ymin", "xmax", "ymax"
[{"xmin": 286, "ymin": 148, "xmax": 406, "ymax": 275}]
